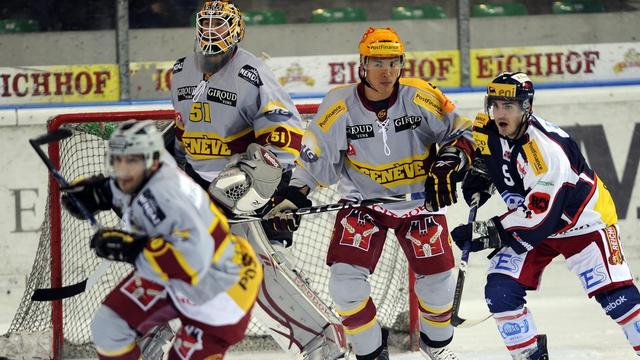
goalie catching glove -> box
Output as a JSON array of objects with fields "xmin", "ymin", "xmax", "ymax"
[
  {"xmin": 61, "ymin": 175, "xmax": 113, "ymax": 219},
  {"xmin": 91, "ymin": 228, "xmax": 148, "ymax": 264},
  {"xmin": 263, "ymin": 186, "xmax": 312, "ymax": 232},
  {"xmin": 424, "ymin": 146, "xmax": 467, "ymax": 212},
  {"xmin": 209, "ymin": 143, "xmax": 283, "ymax": 214},
  {"xmin": 450, "ymin": 218, "xmax": 504, "ymax": 252}
]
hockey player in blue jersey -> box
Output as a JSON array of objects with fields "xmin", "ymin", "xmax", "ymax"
[{"xmin": 451, "ymin": 71, "xmax": 640, "ymax": 359}]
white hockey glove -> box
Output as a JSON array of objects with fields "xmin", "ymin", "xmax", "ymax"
[{"xmin": 208, "ymin": 143, "xmax": 283, "ymax": 214}]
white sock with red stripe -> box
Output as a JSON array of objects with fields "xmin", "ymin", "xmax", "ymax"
[
  {"xmin": 493, "ymin": 306, "xmax": 540, "ymax": 358},
  {"xmin": 615, "ymin": 304, "xmax": 640, "ymax": 355}
]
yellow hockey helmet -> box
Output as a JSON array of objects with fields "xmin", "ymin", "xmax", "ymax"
[{"xmin": 358, "ymin": 27, "xmax": 405, "ymax": 58}]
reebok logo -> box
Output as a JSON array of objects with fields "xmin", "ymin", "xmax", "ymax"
[
  {"xmin": 604, "ymin": 295, "xmax": 627, "ymax": 313},
  {"xmin": 434, "ymin": 160, "xmax": 455, "ymax": 168}
]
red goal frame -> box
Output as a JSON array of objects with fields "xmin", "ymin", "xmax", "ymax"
[{"xmin": 45, "ymin": 105, "xmax": 419, "ymax": 358}]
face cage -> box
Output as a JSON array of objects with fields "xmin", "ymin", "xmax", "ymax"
[{"xmin": 196, "ymin": 11, "xmax": 240, "ymax": 55}]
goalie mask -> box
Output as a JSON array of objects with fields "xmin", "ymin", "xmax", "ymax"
[
  {"xmin": 209, "ymin": 143, "xmax": 282, "ymax": 214},
  {"xmin": 194, "ymin": 1, "xmax": 245, "ymax": 74},
  {"xmin": 485, "ymin": 72, "xmax": 535, "ymax": 139}
]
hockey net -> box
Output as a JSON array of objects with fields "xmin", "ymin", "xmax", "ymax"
[{"xmin": 6, "ymin": 106, "xmax": 417, "ymax": 359}]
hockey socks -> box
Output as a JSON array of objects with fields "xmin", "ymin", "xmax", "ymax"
[
  {"xmin": 493, "ymin": 307, "xmax": 539, "ymax": 357},
  {"xmin": 596, "ymin": 285, "xmax": 640, "ymax": 355}
]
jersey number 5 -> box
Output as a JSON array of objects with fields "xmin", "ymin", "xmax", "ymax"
[{"xmin": 189, "ymin": 102, "xmax": 211, "ymax": 123}]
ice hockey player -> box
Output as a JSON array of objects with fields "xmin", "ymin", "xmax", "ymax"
[
  {"xmin": 264, "ymin": 27, "xmax": 474, "ymax": 360},
  {"xmin": 60, "ymin": 120, "xmax": 263, "ymax": 359},
  {"xmin": 451, "ymin": 71, "xmax": 640, "ymax": 359},
  {"xmin": 169, "ymin": 1, "xmax": 346, "ymax": 358}
]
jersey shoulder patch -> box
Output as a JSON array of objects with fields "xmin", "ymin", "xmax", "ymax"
[
  {"xmin": 473, "ymin": 112, "xmax": 490, "ymax": 129},
  {"xmin": 173, "ymin": 57, "xmax": 186, "ymax": 74},
  {"xmin": 315, "ymin": 99, "xmax": 347, "ymax": 132},
  {"xmin": 401, "ymin": 78, "xmax": 456, "ymax": 117},
  {"xmin": 522, "ymin": 139, "xmax": 548, "ymax": 176},
  {"xmin": 473, "ymin": 131, "xmax": 491, "ymax": 155},
  {"xmin": 238, "ymin": 64, "xmax": 263, "ymax": 87},
  {"xmin": 137, "ymin": 189, "xmax": 166, "ymax": 226}
]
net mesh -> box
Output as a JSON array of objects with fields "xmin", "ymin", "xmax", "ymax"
[{"xmin": 6, "ymin": 108, "xmax": 412, "ymax": 358}]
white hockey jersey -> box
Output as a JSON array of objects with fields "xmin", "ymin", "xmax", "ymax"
[
  {"xmin": 110, "ymin": 155, "xmax": 261, "ymax": 325},
  {"xmin": 473, "ymin": 114, "xmax": 619, "ymax": 254},
  {"xmin": 291, "ymin": 79, "xmax": 473, "ymax": 214},
  {"xmin": 170, "ymin": 47, "xmax": 305, "ymax": 181}
]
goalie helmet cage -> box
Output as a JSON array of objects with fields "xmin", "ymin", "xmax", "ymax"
[{"xmin": 7, "ymin": 106, "xmax": 420, "ymax": 359}]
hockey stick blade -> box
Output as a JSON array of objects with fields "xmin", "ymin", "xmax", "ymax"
[
  {"xmin": 31, "ymin": 260, "xmax": 112, "ymax": 301},
  {"xmin": 29, "ymin": 129, "xmax": 106, "ymax": 301},
  {"xmin": 30, "ymin": 128, "xmax": 73, "ymax": 146},
  {"xmin": 31, "ymin": 280, "xmax": 87, "ymax": 301},
  {"xmin": 229, "ymin": 195, "xmax": 410, "ymax": 224}
]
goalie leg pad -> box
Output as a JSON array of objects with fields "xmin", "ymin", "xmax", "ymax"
[
  {"xmin": 329, "ymin": 263, "xmax": 382, "ymax": 356},
  {"xmin": 596, "ymin": 285, "xmax": 640, "ymax": 354},
  {"xmin": 239, "ymin": 222, "xmax": 347, "ymax": 359},
  {"xmin": 415, "ymin": 270, "xmax": 454, "ymax": 343},
  {"xmin": 92, "ymin": 305, "xmax": 141, "ymax": 359}
]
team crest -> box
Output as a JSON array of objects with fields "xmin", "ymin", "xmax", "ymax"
[
  {"xmin": 405, "ymin": 217, "xmax": 444, "ymax": 258},
  {"xmin": 120, "ymin": 276, "xmax": 166, "ymax": 311},
  {"xmin": 174, "ymin": 325, "xmax": 204, "ymax": 360},
  {"xmin": 339, "ymin": 209, "xmax": 379, "ymax": 251}
]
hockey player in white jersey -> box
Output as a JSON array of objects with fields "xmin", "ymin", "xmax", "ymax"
[
  {"xmin": 451, "ymin": 72, "xmax": 640, "ymax": 359},
  {"xmin": 169, "ymin": 1, "xmax": 346, "ymax": 358},
  {"xmin": 60, "ymin": 121, "xmax": 263, "ymax": 359},
  {"xmin": 265, "ymin": 27, "xmax": 475, "ymax": 360}
]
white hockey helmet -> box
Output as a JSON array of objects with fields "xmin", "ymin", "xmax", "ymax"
[{"xmin": 107, "ymin": 120, "xmax": 164, "ymax": 170}]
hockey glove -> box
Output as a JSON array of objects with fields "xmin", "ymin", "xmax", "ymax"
[
  {"xmin": 90, "ymin": 228, "xmax": 148, "ymax": 264},
  {"xmin": 424, "ymin": 148, "xmax": 465, "ymax": 212},
  {"xmin": 263, "ymin": 186, "xmax": 312, "ymax": 233},
  {"xmin": 450, "ymin": 218, "xmax": 503, "ymax": 252},
  {"xmin": 462, "ymin": 156, "xmax": 495, "ymax": 208},
  {"xmin": 61, "ymin": 175, "xmax": 113, "ymax": 220}
]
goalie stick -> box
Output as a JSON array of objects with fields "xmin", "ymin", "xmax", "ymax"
[
  {"xmin": 450, "ymin": 196, "xmax": 492, "ymax": 328},
  {"xmin": 29, "ymin": 128, "xmax": 112, "ymax": 301}
]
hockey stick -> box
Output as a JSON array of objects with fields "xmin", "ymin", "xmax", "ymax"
[
  {"xmin": 29, "ymin": 128, "xmax": 111, "ymax": 301},
  {"xmin": 450, "ymin": 196, "xmax": 492, "ymax": 328},
  {"xmin": 228, "ymin": 195, "xmax": 412, "ymax": 224}
]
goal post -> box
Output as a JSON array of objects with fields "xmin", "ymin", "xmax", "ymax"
[{"xmin": 6, "ymin": 105, "xmax": 419, "ymax": 359}]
